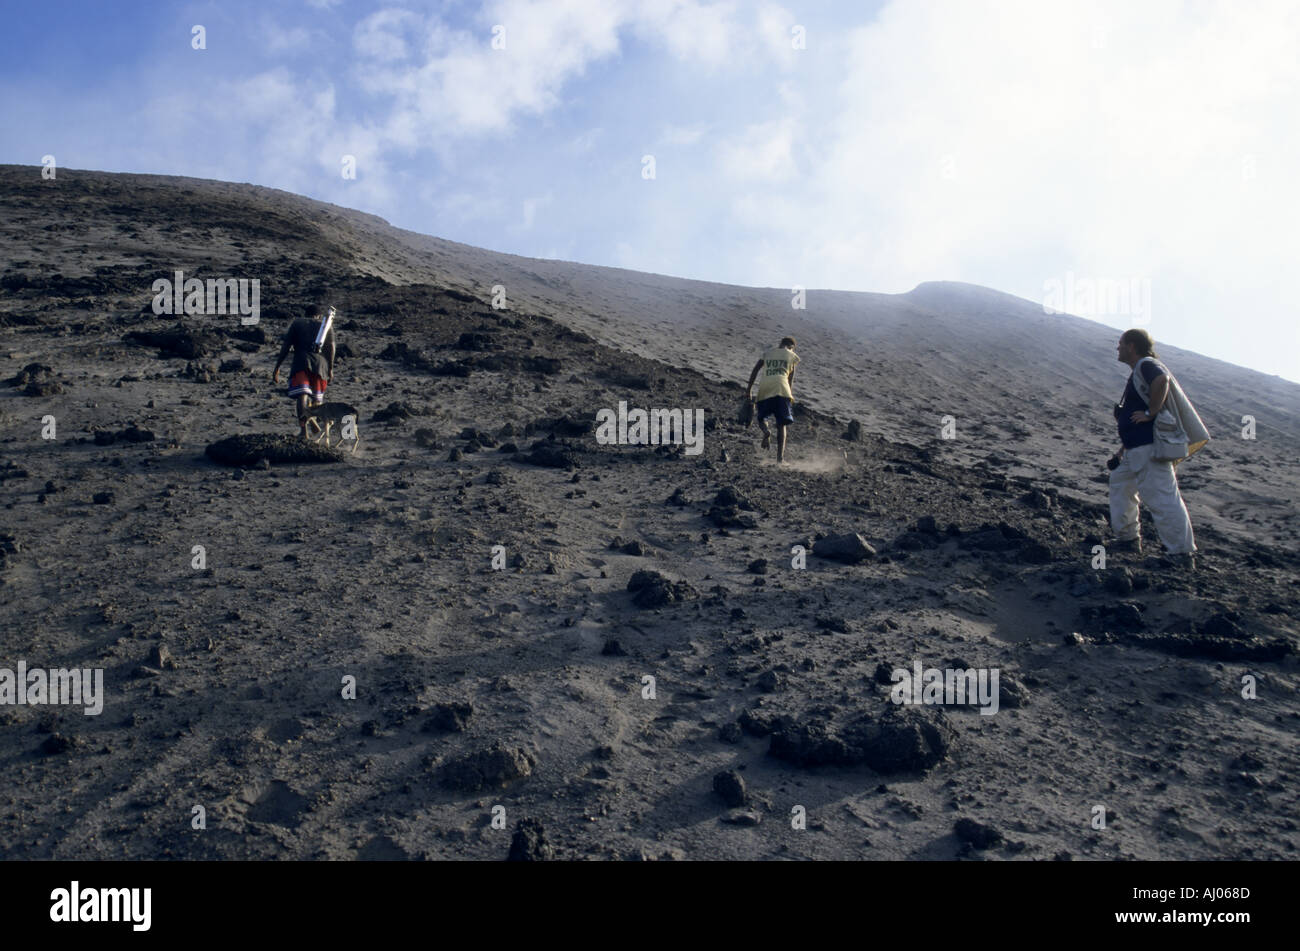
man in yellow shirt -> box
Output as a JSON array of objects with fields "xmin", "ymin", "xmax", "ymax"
[{"xmin": 746, "ymin": 336, "xmax": 800, "ymax": 463}]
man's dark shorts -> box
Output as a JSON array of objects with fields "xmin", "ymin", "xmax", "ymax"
[{"xmin": 756, "ymin": 396, "xmax": 794, "ymax": 425}]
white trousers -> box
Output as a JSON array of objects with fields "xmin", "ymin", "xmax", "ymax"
[{"xmin": 1108, "ymin": 443, "xmax": 1196, "ymax": 554}]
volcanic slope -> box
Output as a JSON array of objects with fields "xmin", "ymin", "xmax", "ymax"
[{"xmin": 0, "ymin": 166, "xmax": 1297, "ymax": 860}]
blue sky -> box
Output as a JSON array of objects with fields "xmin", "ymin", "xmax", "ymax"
[{"xmin": 3, "ymin": 0, "xmax": 1298, "ymax": 382}]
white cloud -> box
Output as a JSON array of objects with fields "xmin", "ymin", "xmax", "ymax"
[
  {"xmin": 631, "ymin": 0, "xmax": 744, "ymax": 66},
  {"xmin": 662, "ymin": 122, "xmax": 706, "ymax": 146},
  {"xmin": 344, "ymin": 1, "xmax": 789, "ymax": 150},
  {"xmin": 702, "ymin": 1, "xmax": 1297, "ymax": 289},
  {"xmin": 755, "ymin": 2, "xmax": 799, "ymax": 67},
  {"xmin": 353, "ymin": 9, "xmax": 421, "ymax": 61},
  {"xmin": 717, "ymin": 117, "xmax": 798, "ymax": 182},
  {"xmin": 520, "ymin": 193, "xmax": 553, "ymax": 229},
  {"xmin": 264, "ymin": 24, "xmax": 316, "ymax": 54},
  {"xmin": 568, "ymin": 127, "xmax": 603, "ymax": 153}
]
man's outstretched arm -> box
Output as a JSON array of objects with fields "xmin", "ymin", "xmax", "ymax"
[
  {"xmin": 271, "ymin": 334, "xmax": 292, "ymax": 381},
  {"xmin": 746, "ymin": 359, "xmax": 763, "ymax": 397}
]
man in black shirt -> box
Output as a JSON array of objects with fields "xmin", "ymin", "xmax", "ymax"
[
  {"xmin": 1108, "ymin": 329, "xmax": 1196, "ymax": 564},
  {"xmin": 272, "ymin": 304, "xmax": 336, "ymax": 439}
]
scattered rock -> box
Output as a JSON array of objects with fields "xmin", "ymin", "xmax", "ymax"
[
  {"xmin": 769, "ymin": 705, "xmax": 954, "ymax": 774},
  {"xmin": 423, "ymin": 702, "xmax": 474, "ymax": 733},
  {"xmin": 373, "ymin": 401, "xmax": 422, "ymax": 423},
  {"xmin": 815, "ymin": 614, "xmax": 849, "ymax": 634},
  {"xmin": 507, "ymin": 818, "xmax": 554, "ymax": 860},
  {"xmin": 125, "ymin": 329, "xmax": 223, "ymax": 360},
  {"xmin": 6, "ymin": 363, "xmax": 56, "ymax": 390},
  {"xmin": 521, "ymin": 441, "xmax": 579, "ymax": 469},
  {"xmin": 437, "ymin": 743, "xmax": 535, "ymax": 792},
  {"xmin": 1020, "ymin": 489, "xmax": 1054, "ymax": 510},
  {"xmin": 707, "ymin": 504, "xmax": 758, "ymax": 529},
  {"xmin": 1093, "ymin": 629, "xmax": 1291, "ymax": 663},
  {"xmin": 546, "ymin": 415, "xmax": 594, "ymax": 437},
  {"xmin": 39, "ymin": 733, "xmax": 74, "ymax": 755},
  {"xmin": 206, "ymin": 434, "xmax": 341, "ymax": 467},
  {"xmin": 914, "ymin": 516, "xmax": 940, "ymax": 535},
  {"xmin": 739, "ymin": 709, "xmax": 792, "ymax": 738},
  {"xmin": 457, "ymin": 332, "xmax": 501, "ymax": 352},
  {"xmin": 13, "ymin": 362, "xmax": 66, "ymax": 396},
  {"xmin": 1229, "ymin": 752, "xmax": 1265, "ymax": 772},
  {"xmin": 954, "ymin": 817, "xmax": 1003, "ymax": 849},
  {"xmin": 148, "ymin": 644, "xmax": 176, "ymax": 670},
  {"xmin": 1017, "ymin": 540, "xmax": 1054, "ymax": 564},
  {"xmin": 1080, "ymin": 602, "xmax": 1145, "ymax": 633},
  {"xmin": 626, "ymin": 570, "xmax": 696, "ymax": 608},
  {"xmin": 181, "ymin": 360, "xmax": 216, "ymax": 383},
  {"xmin": 714, "ymin": 487, "xmax": 754, "ymax": 510},
  {"xmin": 998, "ymin": 675, "xmax": 1029, "ymax": 709},
  {"xmin": 713, "ymin": 770, "xmax": 747, "ymax": 807},
  {"xmin": 894, "ymin": 532, "xmax": 938, "ymax": 551},
  {"xmin": 1201, "ymin": 612, "xmax": 1245, "ymax": 639},
  {"xmin": 813, "ymin": 533, "xmax": 876, "ymax": 564}
]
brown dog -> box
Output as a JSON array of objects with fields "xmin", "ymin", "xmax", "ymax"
[{"xmin": 303, "ymin": 402, "xmax": 360, "ymax": 452}]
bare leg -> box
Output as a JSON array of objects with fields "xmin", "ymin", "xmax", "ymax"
[
  {"xmin": 777, "ymin": 424, "xmax": 788, "ymax": 463},
  {"xmin": 758, "ymin": 417, "xmax": 771, "ymax": 449},
  {"xmin": 296, "ymin": 394, "xmax": 310, "ymax": 439}
]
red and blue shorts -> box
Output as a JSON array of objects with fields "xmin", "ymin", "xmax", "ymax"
[{"xmin": 288, "ymin": 371, "xmax": 327, "ymax": 405}]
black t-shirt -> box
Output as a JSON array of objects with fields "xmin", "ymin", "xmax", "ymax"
[
  {"xmin": 283, "ymin": 318, "xmax": 334, "ymax": 378},
  {"xmin": 1114, "ymin": 360, "xmax": 1164, "ymax": 449}
]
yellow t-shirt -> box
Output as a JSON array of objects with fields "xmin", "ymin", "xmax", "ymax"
[{"xmin": 756, "ymin": 347, "xmax": 800, "ymax": 401}]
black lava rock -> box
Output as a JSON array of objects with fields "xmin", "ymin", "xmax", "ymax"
[
  {"xmin": 437, "ymin": 744, "xmax": 535, "ymax": 792},
  {"xmin": 769, "ymin": 706, "xmax": 954, "ymax": 774},
  {"xmin": 813, "ymin": 533, "xmax": 876, "ymax": 564},
  {"xmin": 626, "ymin": 570, "xmax": 695, "ymax": 608},
  {"xmin": 423, "ymin": 702, "xmax": 474, "ymax": 733},
  {"xmin": 954, "ymin": 817, "xmax": 1003, "ymax": 849},
  {"xmin": 507, "ymin": 818, "xmax": 554, "ymax": 861},
  {"xmin": 712, "ymin": 770, "xmax": 747, "ymax": 808},
  {"xmin": 207, "ymin": 433, "xmax": 341, "ymax": 467}
]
